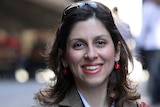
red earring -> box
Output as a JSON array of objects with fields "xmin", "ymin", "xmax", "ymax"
[
  {"xmin": 63, "ymin": 68, "xmax": 68, "ymax": 75},
  {"xmin": 114, "ymin": 62, "xmax": 120, "ymax": 71}
]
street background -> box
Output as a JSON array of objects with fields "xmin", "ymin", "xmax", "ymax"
[
  {"xmin": 1, "ymin": 0, "xmax": 159, "ymax": 107},
  {"xmin": 0, "ymin": 71, "xmax": 152, "ymax": 107},
  {"xmin": 0, "ymin": 80, "xmax": 45, "ymax": 107}
]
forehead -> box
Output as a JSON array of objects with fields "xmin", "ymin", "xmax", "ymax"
[{"xmin": 68, "ymin": 18, "xmax": 111, "ymax": 39}]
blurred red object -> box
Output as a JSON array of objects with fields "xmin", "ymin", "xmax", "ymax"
[{"xmin": 138, "ymin": 102, "xmax": 151, "ymax": 107}]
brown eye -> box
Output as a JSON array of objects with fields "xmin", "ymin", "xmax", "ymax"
[
  {"xmin": 73, "ymin": 42, "xmax": 86, "ymax": 49},
  {"xmin": 95, "ymin": 40, "xmax": 106, "ymax": 47}
]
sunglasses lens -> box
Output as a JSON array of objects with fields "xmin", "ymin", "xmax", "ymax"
[
  {"xmin": 87, "ymin": 2, "xmax": 98, "ymax": 8},
  {"xmin": 77, "ymin": 2, "xmax": 85, "ymax": 8}
]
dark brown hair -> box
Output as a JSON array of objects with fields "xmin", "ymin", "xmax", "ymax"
[{"xmin": 34, "ymin": 1, "xmax": 140, "ymax": 107}]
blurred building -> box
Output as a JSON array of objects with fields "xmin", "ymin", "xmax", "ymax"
[
  {"xmin": 0, "ymin": 0, "xmax": 82, "ymax": 80},
  {"xmin": 0, "ymin": 0, "xmax": 143, "ymax": 82}
]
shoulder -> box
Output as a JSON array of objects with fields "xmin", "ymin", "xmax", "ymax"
[
  {"xmin": 123, "ymin": 101, "xmax": 137, "ymax": 107},
  {"xmin": 31, "ymin": 86, "xmax": 83, "ymax": 107},
  {"xmin": 31, "ymin": 103, "xmax": 59, "ymax": 107}
]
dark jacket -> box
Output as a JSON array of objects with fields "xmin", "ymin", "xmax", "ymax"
[{"xmin": 32, "ymin": 86, "xmax": 137, "ymax": 107}]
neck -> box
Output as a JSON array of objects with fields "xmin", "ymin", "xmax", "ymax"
[{"xmin": 77, "ymin": 82, "xmax": 108, "ymax": 107}]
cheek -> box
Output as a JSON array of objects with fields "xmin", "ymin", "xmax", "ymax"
[
  {"xmin": 66, "ymin": 50, "xmax": 83, "ymax": 65},
  {"xmin": 100, "ymin": 47, "xmax": 116, "ymax": 60},
  {"xmin": 66, "ymin": 51, "xmax": 83, "ymax": 75}
]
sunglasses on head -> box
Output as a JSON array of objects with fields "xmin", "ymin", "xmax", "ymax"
[{"xmin": 62, "ymin": 1, "xmax": 98, "ymax": 20}]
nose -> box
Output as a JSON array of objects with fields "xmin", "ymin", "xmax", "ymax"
[{"xmin": 84, "ymin": 45, "xmax": 98, "ymax": 60}]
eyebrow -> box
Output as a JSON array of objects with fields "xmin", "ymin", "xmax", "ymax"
[
  {"xmin": 94, "ymin": 34, "xmax": 110, "ymax": 38},
  {"xmin": 69, "ymin": 34, "xmax": 110, "ymax": 41}
]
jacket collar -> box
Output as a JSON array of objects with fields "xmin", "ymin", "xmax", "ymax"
[
  {"xmin": 59, "ymin": 86, "xmax": 84, "ymax": 107},
  {"xmin": 57, "ymin": 86, "xmax": 137, "ymax": 107}
]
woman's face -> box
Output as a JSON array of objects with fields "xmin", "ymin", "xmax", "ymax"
[{"xmin": 63, "ymin": 18, "xmax": 120, "ymax": 88}]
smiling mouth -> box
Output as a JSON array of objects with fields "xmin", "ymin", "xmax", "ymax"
[
  {"xmin": 81, "ymin": 64, "xmax": 102, "ymax": 74},
  {"xmin": 83, "ymin": 65, "xmax": 100, "ymax": 70}
]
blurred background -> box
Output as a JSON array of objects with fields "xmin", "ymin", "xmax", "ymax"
[{"xmin": 0, "ymin": 0, "xmax": 156, "ymax": 107}]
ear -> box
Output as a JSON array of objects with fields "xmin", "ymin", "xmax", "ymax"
[
  {"xmin": 115, "ymin": 42, "xmax": 121, "ymax": 61},
  {"xmin": 59, "ymin": 48, "xmax": 68, "ymax": 67}
]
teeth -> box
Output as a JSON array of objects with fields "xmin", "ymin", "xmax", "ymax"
[{"xmin": 84, "ymin": 66, "xmax": 99, "ymax": 70}]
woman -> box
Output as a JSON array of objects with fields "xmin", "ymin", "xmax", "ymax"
[{"xmin": 33, "ymin": 1, "xmax": 149, "ymax": 107}]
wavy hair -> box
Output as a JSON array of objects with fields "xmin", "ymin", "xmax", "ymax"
[{"xmin": 34, "ymin": 1, "xmax": 140, "ymax": 107}]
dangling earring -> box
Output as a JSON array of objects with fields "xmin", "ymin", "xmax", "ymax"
[
  {"xmin": 63, "ymin": 67, "xmax": 68, "ymax": 76},
  {"xmin": 114, "ymin": 61, "xmax": 120, "ymax": 71}
]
